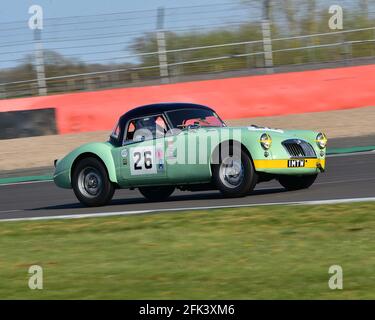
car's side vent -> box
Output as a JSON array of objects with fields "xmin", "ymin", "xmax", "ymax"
[{"xmin": 282, "ymin": 139, "xmax": 316, "ymax": 158}]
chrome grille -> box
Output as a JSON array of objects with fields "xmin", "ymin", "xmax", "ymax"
[{"xmin": 282, "ymin": 139, "xmax": 316, "ymax": 158}]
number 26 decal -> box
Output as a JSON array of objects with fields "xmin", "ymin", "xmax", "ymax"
[
  {"xmin": 134, "ymin": 151, "xmax": 153, "ymax": 170},
  {"xmin": 130, "ymin": 146, "xmax": 157, "ymax": 175}
]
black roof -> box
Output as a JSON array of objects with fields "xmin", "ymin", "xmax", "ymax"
[
  {"xmin": 119, "ymin": 102, "xmax": 213, "ymax": 125},
  {"xmin": 110, "ymin": 102, "xmax": 215, "ymax": 147}
]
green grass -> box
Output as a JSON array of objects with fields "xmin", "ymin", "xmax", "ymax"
[{"xmin": 0, "ymin": 202, "xmax": 374, "ymax": 299}]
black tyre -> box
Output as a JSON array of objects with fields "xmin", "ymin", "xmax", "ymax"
[
  {"xmin": 139, "ymin": 186, "xmax": 175, "ymax": 201},
  {"xmin": 72, "ymin": 157, "xmax": 115, "ymax": 207},
  {"xmin": 278, "ymin": 174, "xmax": 318, "ymax": 191},
  {"xmin": 212, "ymin": 145, "xmax": 257, "ymax": 197}
]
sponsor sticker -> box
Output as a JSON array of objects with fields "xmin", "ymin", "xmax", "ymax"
[
  {"xmin": 121, "ymin": 149, "xmax": 128, "ymax": 158},
  {"xmin": 121, "ymin": 148, "xmax": 128, "ymax": 165},
  {"xmin": 156, "ymin": 143, "xmax": 165, "ymax": 172}
]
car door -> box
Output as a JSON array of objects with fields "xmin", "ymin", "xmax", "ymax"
[
  {"xmin": 165, "ymin": 127, "xmax": 212, "ymax": 184},
  {"xmin": 113, "ymin": 114, "xmax": 168, "ymax": 188}
]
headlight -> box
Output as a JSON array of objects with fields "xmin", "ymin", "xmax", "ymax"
[
  {"xmin": 316, "ymin": 132, "xmax": 327, "ymax": 149},
  {"xmin": 260, "ymin": 133, "xmax": 272, "ymax": 150}
]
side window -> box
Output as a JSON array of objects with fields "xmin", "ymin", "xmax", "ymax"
[
  {"xmin": 126, "ymin": 121, "xmax": 136, "ymax": 141},
  {"xmin": 123, "ymin": 115, "xmax": 168, "ymax": 145}
]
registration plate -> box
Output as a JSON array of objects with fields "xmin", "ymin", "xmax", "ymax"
[{"xmin": 287, "ymin": 159, "xmax": 306, "ymax": 168}]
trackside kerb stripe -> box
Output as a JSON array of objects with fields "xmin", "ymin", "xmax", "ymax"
[
  {"xmin": 0, "ymin": 175, "xmax": 52, "ymax": 185},
  {"xmin": 327, "ymin": 146, "xmax": 375, "ymax": 154}
]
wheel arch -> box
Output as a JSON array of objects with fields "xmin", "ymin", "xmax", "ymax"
[
  {"xmin": 210, "ymin": 139, "xmax": 255, "ymax": 172},
  {"xmin": 71, "ymin": 152, "xmax": 118, "ymax": 185}
]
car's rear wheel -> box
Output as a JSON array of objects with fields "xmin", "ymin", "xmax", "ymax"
[
  {"xmin": 212, "ymin": 145, "xmax": 257, "ymax": 197},
  {"xmin": 139, "ymin": 186, "xmax": 175, "ymax": 201},
  {"xmin": 72, "ymin": 157, "xmax": 115, "ymax": 207},
  {"xmin": 278, "ymin": 174, "xmax": 318, "ymax": 191}
]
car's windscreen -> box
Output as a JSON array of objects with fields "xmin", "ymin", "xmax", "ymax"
[
  {"xmin": 166, "ymin": 109, "xmax": 225, "ymax": 129},
  {"xmin": 110, "ymin": 122, "xmax": 120, "ymax": 139}
]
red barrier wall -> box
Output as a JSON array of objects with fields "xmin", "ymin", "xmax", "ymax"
[{"xmin": 1, "ymin": 64, "xmax": 374, "ymax": 134}]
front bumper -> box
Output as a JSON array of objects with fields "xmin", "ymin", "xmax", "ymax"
[{"xmin": 253, "ymin": 158, "xmax": 325, "ymax": 174}]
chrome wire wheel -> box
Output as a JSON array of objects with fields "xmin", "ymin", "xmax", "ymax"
[
  {"xmin": 72, "ymin": 157, "xmax": 115, "ymax": 207},
  {"xmin": 77, "ymin": 166, "xmax": 103, "ymax": 198},
  {"xmin": 218, "ymin": 157, "xmax": 245, "ymax": 189},
  {"xmin": 212, "ymin": 147, "xmax": 257, "ymax": 197}
]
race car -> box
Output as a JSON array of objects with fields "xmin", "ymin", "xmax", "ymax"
[{"xmin": 53, "ymin": 103, "xmax": 327, "ymax": 206}]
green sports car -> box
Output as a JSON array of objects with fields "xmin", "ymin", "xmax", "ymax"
[{"xmin": 54, "ymin": 103, "xmax": 327, "ymax": 206}]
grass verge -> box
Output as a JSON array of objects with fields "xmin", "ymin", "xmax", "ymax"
[{"xmin": 0, "ymin": 202, "xmax": 374, "ymax": 299}]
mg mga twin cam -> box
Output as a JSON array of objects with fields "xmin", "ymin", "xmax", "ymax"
[{"xmin": 54, "ymin": 103, "xmax": 327, "ymax": 206}]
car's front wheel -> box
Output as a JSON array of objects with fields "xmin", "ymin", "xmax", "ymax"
[
  {"xmin": 139, "ymin": 186, "xmax": 175, "ymax": 201},
  {"xmin": 212, "ymin": 145, "xmax": 257, "ymax": 197},
  {"xmin": 278, "ymin": 174, "xmax": 318, "ymax": 191},
  {"xmin": 72, "ymin": 157, "xmax": 115, "ymax": 207}
]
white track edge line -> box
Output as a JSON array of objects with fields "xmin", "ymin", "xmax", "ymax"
[{"xmin": 1, "ymin": 197, "xmax": 375, "ymax": 223}]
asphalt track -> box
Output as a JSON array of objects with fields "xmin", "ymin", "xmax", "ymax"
[{"xmin": 0, "ymin": 152, "xmax": 374, "ymax": 221}]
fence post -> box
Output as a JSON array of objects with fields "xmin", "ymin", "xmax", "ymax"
[
  {"xmin": 156, "ymin": 7, "xmax": 169, "ymax": 84},
  {"xmin": 0, "ymin": 85, "xmax": 6, "ymax": 99},
  {"xmin": 360, "ymin": 0, "xmax": 369, "ymax": 19},
  {"xmin": 85, "ymin": 78, "xmax": 95, "ymax": 91},
  {"xmin": 261, "ymin": 0, "xmax": 274, "ymax": 73},
  {"xmin": 33, "ymin": 29, "xmax": 47, "ymax": 95},
  {"xmin": 67, "ymin": 79, "xmax": 75, "ymax": 91}
]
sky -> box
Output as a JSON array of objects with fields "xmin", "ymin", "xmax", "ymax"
[
  {"xmin": 0, "ymin": 0, "xmax": 228, "ymax": 23},
  {"xmin": 1, "ymin": 0, "xmax": 367, "ymax": 24}
]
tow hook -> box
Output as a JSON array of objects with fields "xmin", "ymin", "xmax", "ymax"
[{"xmin": 317, "ymin": 162, "xmax": 325, "ymax": 172}]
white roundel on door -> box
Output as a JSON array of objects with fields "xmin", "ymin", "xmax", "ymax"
[
  {"xmin": 121, "ymin": 148, "xmax": 128, "ymax": 158},
  {"xmin": 130, "ymin": 146, "xmax": 157, "ymax": 175}
]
